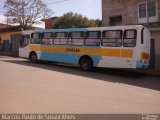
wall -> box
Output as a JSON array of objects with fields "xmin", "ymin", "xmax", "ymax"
[
  {"xmin": 44, "ymin": 17, "xmax": 58, "ymax": 29},
  {"xmin": 0, "ymin": 31, "xmax": 20, "ymax": 53},
  {"xmin": 0, "ymin": 31, "xmax": 20, "ymax": 43},
  {"xmin": 45, "ymin": 19, "xmax": 54, "ymax": 29},
  {"xmin": 151, "ymin": 31, "xmax": 160, "ymax": 69},
  {"xmin": 102, "ymin": 0, "xmax": 160, "ymax": 26},
  {"xmin": 102, "ymin": 0, "xmax": 138, "ymax": 26}
]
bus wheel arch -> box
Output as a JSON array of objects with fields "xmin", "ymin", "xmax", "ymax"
[
  {"xmin": 79, "ymin": 55, "xmax": 93, "ymax": 71},
  {"xmin": 29, "ymin": 51, "xmax": 37, "ymax": 63}
]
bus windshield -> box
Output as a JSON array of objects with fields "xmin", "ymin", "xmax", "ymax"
[{"xmin": 20, "ymin": 34, "xmax": 30, "ymax": 48}]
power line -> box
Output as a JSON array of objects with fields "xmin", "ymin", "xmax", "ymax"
[
  {"xmin": 0, "ymin": 0, "xmax": 70, "ymax": 14},
  {"xmin": 46, "ymin": 0, "xmax": 70, "ymax": 6}
]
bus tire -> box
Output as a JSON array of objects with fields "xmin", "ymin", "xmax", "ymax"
[
  {"xmin": 29, "ymin": 52, "xmax": 37, "ymax": 63},
  {"xmin": 80, "ymin": 57, "xmax": 93, "ymax": 71}
]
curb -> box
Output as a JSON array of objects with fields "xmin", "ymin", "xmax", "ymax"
[{"xmin": 138, "ymin": 70, "xmax": 160, "ymax": 77}]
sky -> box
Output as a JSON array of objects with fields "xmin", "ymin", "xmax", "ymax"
[{"xmin": 0, "ymin": 0, "xmax": 102, "ymax": 28}]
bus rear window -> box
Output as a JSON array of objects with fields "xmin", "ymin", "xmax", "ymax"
[
  {"xmin": 85, "ymin": 31, "xmax": 101, "ymax": 46},
  {"xmin": 68, "ymin": 31, "xmax": 84, "ymax": 46},
  {"xmin": 102, "ymin": 30, "xmax": 122, "ymax": 47},
  {"xmin": 123, "ymin": 30, "xmax": 137, "ymax": 47}
]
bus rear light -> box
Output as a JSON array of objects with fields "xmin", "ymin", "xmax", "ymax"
[{"xmin": 141, "ymin": 52, "xmax": 149, "ymax": 60}]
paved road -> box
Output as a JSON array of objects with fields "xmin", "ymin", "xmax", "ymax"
[{"xmin": 0, "ymin": 56, "xmax": 160, "ymax": 113}]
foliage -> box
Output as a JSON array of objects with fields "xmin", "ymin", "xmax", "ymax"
[
  {"xmin": 54, "ymin": 12, "xmax": 102, "ymax": 29},
  {"xmin": 4, "ymin": 0, "xmax": 53, "ymax": 30}
]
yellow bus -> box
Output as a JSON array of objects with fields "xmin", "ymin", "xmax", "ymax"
[{"xmin": 19, "ymin": 25, "xmax": 150, "ymax": 71}]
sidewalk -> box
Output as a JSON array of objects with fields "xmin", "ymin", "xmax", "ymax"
[{"xmin": 0, "ymin": 51, "xmax": 18, "ymax": 57}]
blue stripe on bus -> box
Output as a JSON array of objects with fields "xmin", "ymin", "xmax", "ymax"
[{"xmin": 40, "ymin": 52, "xmax": 101, "ymax": 67}]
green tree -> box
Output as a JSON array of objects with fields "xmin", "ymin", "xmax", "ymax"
[
  {"xmin": 54, "ymin": 12, "xmax": 102, "ymax": 29},
  {"xmin": 4, "ymin": 0, "xmax": 53, "ymax": 30}
]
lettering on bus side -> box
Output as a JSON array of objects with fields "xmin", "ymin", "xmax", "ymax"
[{"xmin": 66, "ymin": 48, "xmax": 80, "ymax": 53}]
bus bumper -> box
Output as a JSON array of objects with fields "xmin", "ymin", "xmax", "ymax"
[{"xmin": 136, "ymin": 61, "xmax": 149, "ymax": 69}]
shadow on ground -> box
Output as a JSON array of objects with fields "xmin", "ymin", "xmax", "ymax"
[{"xmin": 1, "ymin": 58, "xmax": 160, "ymax": 91}]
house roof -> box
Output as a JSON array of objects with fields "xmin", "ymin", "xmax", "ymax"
[
  {"xmin": 41, "ymin": 17, "xmax": 59, "ymax": 22},
  {"xmin": 0, "ymin": 25, "xmax": 20, "ymax": 33},
  {"xmin": 0, "ymin": 25, "xmax": 43, "ymax": 33},
  {"xmin": 0, "ymin": 23, "xmax": 11, "ymax": 29}
]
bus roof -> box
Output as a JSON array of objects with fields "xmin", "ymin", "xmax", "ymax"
[{"xmin": 31, "ymin": 25, "xmax": 145, "ymax": 33}]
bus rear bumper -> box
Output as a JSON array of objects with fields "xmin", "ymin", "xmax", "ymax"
[{"xmin": 136, "ymin": 61, "xmax": 149, "ymax": 69}]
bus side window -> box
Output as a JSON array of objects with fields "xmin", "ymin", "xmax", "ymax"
[
  {"xmin": 20, "ymin": 34, "xmax": 30, "ymax": 48},
  {"xmin": 85, "ymin": 31, "xmax": 101, "ymax": 46},
  {"xmin": 102, "ymin": 30, "xmax": 122, "ymax": 47},
  {"xmin": 54, "ymin": 32, "xmax": 68, "ymax": 45},
  {"xmin": 123, "ymin": 30, "xmax": 137, "ymax": 47},
  {"xmin": 31, "ymin": 33, "xmax": 41, "ymax": 44},
  {"xmin": 41, "ymin": 32, "xmax": 53, "ymax": 45},
  {"xmin": 68, "ymin": 31, "xmax": 84, "ymax": 46}
]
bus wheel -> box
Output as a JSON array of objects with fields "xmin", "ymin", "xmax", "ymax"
[
  {"xmin": 80, "ymin": 57, "xmax": 93, "ymax": 71},
  {"xmin": 30, "ymin": 52, "xmax": 37, "ymax": 63}
]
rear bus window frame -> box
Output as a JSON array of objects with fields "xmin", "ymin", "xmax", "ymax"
[{"xmin": 123, "ymin": 29, "xmax": 137, "ymax": 47}]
